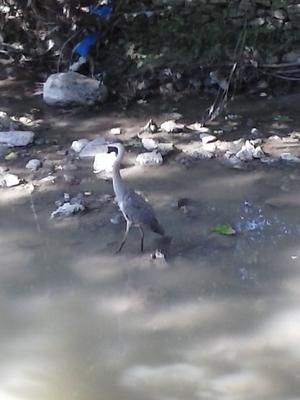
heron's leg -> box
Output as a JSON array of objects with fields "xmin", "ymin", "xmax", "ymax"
[
  {"xmin": 115, "ymin": 220, "xmax": 132, "ymax": 254},
  {"xmin": 138, "ymin": 226, "xmax": 144, "ymax": 252}
]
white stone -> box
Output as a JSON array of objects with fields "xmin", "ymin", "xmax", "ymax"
[
  {"xmin": 0, "ymin": 173, "xmax": 20, "ymax": 187},
  {"xmin": 79, "ymin": 137, "xmax": 107, "ymax": 158},
  {"xmin": 93, "ymin": 152, "xmax": 117, "ymax": 173},
  {"xmin": 188, "ymin": 123, "xmax": 210, "ymax": 133},
  {"xmin": 71, "ymin": 139, "xmax": 89, "ymax": 153},
  {"xmin": 142, "ymin": 137, "xmax": 158, "ymax": 151},
  {"xmin": 43, "ymin": 72, "xmax": 108, "ymax": 107},
  {"xmin": 280, "ymin": 153, "xmax": 300, "ymax": 163},
  {"xmin": 110, "ymin": 127, "xmax": 122, "ymax": 135},
  {"xmin": 136, "ymin": 151, "xmax": 163, "ymax": 166},
  {"xmin": 0, "ymin": 130, "xmax": 34, "ymax": 146},
  {"xmin": 200, "ymin": 133, "xmax": 217, "ymax": 144},
  {"xmin": 26, "ymin": 159, "xmax": 42, "ymax": 171},
  {"xmin": 160, "ymin": 120, "xmax": 184, "ymax": 133}
]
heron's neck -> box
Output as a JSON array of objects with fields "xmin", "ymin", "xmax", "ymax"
[{"xmin": 112, "ymin": 151, "xmax": 126, "ymax": 201}]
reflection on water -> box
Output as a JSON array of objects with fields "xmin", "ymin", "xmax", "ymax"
[{"xmin": 1, "ymin": 160, "xmax": 300, "ymax": 400}]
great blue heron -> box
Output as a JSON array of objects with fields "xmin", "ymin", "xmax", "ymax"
[{"xmin": 107, "ymin": 143, "xmax": 165, "ymax": 253}]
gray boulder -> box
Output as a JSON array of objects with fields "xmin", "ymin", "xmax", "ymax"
[
  {"xmin": 0, "ymin": 130, "xmax": 34, "ymax": 147},
  {"xmin": 43, "ymin": 72, "xmax": 108, "ymax": 107}
]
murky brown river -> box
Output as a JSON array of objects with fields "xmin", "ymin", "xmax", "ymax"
[{"xmin": 1, "ymin": 78, "xmax": 300, "ymax": 399}]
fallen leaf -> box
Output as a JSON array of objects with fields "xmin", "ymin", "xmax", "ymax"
[{"xmin": 212, "ymin": 223, "xmax": 236, "ymax": 235}]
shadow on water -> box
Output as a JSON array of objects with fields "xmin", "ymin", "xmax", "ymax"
[{"xmin": 1, "ymin": 80, "xmax": 300, "ymax": 400}]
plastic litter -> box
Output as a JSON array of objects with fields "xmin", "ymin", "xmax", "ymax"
[
  {"xmin": 90, "ymin": 4, "xmax": 112, "ymax": 18},
  {"xmin": 73, "ymin": 33, "xmax": 98, "ymax": 57}
]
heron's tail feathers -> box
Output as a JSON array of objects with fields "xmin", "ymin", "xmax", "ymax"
[{"xmin": 151, "ymin": 220, "xmax": 165, "ymax": 236}]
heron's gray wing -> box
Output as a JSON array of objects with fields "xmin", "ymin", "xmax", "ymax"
[{"xmin": 121, "ymin": 189, "xmax": 163, "ymax": 230}]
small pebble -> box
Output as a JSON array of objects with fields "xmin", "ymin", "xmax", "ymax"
[
  {"xmin": 110, "ymin": 127, "xmax": 122, "ymax": 135},
  {"xmin": 200, "ymin": 133, "xmax": 217, "ymax": 144},
  {"xmin": 136, "ymin": 151, "xmax": 163, "ymax": 166},
  {"xmin": 26, "ymin": 159, "xmax": 42, "ymax": 171}
]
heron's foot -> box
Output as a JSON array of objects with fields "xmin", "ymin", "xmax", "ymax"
[{"xmin": 115, "ymin": 241, "xmax": 125, "ymax": 254}]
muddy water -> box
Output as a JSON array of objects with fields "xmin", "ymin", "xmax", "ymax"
[{"xmin": 1, "ymin": 80, "xmax": 300, "ymax": 399}]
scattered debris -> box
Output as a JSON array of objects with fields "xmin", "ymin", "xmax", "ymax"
[{"xmin": 51, "ymin": 193, "xmax": 85, "ymax": 218}]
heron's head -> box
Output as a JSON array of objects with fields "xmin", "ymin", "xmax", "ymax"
[{"xmin": 107, "ymin": 142, "xmax": 125, "ymax": 158}]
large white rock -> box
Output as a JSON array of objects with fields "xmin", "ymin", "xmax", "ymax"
[
  {"xmin": 79, "ymin": 137, "xmax": 107, "ymax": 158},
  {"xmin": 0, "ymin": 173, "xmax": 20, "ymax": 187},
  {"xmin": 93, "ymin": 152, "xmax": 117, "ymax": 173},
  {"xmin": 0, "ymin": 130, "xmax": 34, "ymax": 146},
  {"xmin": 43, "ymin": 72, "xmax": 108, "ymax": 107}
]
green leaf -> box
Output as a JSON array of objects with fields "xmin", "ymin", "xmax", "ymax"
[
  {"xmin": 5, "ymin": 152, "xmax": 18, "ymax": 161},
  {"xmin": 212, "ymin": 223, "xmax": 236, "ymax": 236},
  {"xmin": 273, "ymin": 114, "xmax": 292, "ymax": 122}
]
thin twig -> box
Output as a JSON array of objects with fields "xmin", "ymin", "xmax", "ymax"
[
  {"xmin": 259, "ymin": 62, "xmax": 300, "ymax": 69},
  {"xmin": 57, "ymin": 29, "xmax": 81, "ymax": 73},
  {"xmin": 203, "ymin": 17, "xmax": 247, "ymax": 125}
]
